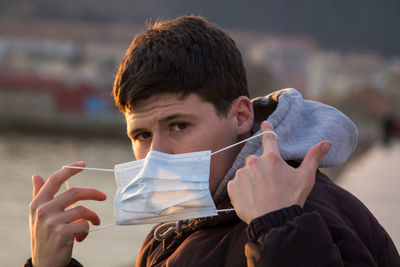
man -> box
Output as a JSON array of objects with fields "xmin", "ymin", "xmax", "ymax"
[{"xmin": 27, "ymin": 16, "xmax": 400, "ymax": 266}]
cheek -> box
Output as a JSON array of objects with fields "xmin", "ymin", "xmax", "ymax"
[
  {"xmin": 208, "ymin": 140, "xmax": 241, "ymax": 194},
  {"xmin": 206, "ymin": 123, "xmax": 239, "ymax": 193},
  {"xmin": 208, "ymin": 163, "xmax": 219, "ymax": 194},
  {"xmin": 208, "ymin": 152, "xmax": 230, "ymax": 194},
  {"xmin": 131, "ymin": 143, "xmax": 148, "ymax": 160}
]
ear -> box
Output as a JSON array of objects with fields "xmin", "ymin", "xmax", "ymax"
[{"xmin": 229, "ymin": 96, "xmax": 254, "ymax": 136}]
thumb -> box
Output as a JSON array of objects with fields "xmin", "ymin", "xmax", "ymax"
[
  {"xmin": 32, "ymin": 175, "xmax": 45, "ymax": 198},
  {"xmin": 75, "ymin": 232, "xmax": 88, "ymax": 242},
  {"xmin": 300, "ymin": 141, "xmax": 331, "ymax": 173}
]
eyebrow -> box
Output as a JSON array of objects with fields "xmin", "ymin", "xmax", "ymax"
[
  {"xmin": 127, "ymin": 113, "xmax": 196, "ymax": 137},
  {"xmin": 159, "ymin": 113, "xmax": 196, "ymax": 123}
]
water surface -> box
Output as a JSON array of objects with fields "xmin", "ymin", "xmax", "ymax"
[{"xmin": 0, "ymin": 133, "xmax": 153, "ymax": 267}]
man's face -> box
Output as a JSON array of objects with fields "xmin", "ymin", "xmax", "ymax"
[{"xmin": 125, "ymin": 93, "xmax": 241, "ymax": 194}]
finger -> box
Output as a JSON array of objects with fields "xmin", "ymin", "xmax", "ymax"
[
  {"xmin": 51, "ymin": 187, "xmax": 107, "ymax": 211},
  {"xmin": 244, "ymin": 154, "xmax": 259, "ymax": 166},
  {"xmin": 61, "ymin": 205, "xmax": 101, "ymax": 226},
  {"xmin": 300, "ymin": 141, "xmax": 331, "ymax": 173},
  {"xmin": 75, "ymin": 232, "xmax": 88, "ymax": 242},
  {"xmin": 63, "ymin": 219, "xmax": 90, "ymax": 241},
  {"xmin": 35, "ymin": 161, "xmax": 86, "ymax": 203},
  {"xmin": 226, "ymin": 180, "xmax": 237, "ymax": 206},
  {"xmin": 260, "ymin": 121, "xmax": 279, "ymax": 156},
  {"xmin": 32, "ymin": 175, "xmax": 45, "ymax": 198}
]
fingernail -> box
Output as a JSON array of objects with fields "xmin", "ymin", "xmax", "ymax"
[
  {"xmin": 73, "ymin": 161, "xmax": 85, "ymax": 166},
  {"xmin": 323, "ymin": 142, "xmax": 331, "ymax": 153},
  {"xmin": 261, "ymin": 121, "xmax": 272, "ymax": 129}
]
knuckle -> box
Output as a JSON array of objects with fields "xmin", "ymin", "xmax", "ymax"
[
  {"xmin": 36, "ymin": 205, "xmax": 48, "ymax": 219},
  {"xmin": 75, "ymin": 205, "xmax": 86, "ymax": 214},
  {"xmin": 29, "ymin": 200, "xmax": 37, "ymax": 214},
  {"xmin": 54, "ymin": 224, "xmax": 68, "ymax": 236},
  {"xmin": 45, "ymin": 217, "xmax": 58, "ymax": 230},
  {"xmin": 75, "ymin": 204, "xmax": 85, "ymax": 211},
  {"xmin": 235, "ymin": 168, "xmax": 244, "ymax": 178},
  {"xmin": 245, "ymin": 155, "xmax": 258, "ymax": 166},
  {"xmin": 68, "ymin": 187, "xmax": 81, "ymax": 198},
  {"xmin": 264, "ymin": 152, "xmax": 279, "ymax": 163},
  {"xmin": 77, "ymin": 220, "xmax": 90, "ymax": 231},
  {"xmin": 48, "ymin": 174, "xmax": 58, "ymax": 184},
  {"xmin": 263, "ymin": 132, "xmax": 277, "ymax": 140}
]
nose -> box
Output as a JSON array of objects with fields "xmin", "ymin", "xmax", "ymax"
[{"xmin": 150, "ymin": 133, "xmax": 173, "ymax": 154}]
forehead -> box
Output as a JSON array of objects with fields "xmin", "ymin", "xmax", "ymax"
[
  {"xmin": 127, "ymin": 93, "xmax": 188, "ymax": 117},
  {"xmin": 124, "ymin": 93, "xmax": 214, "ymax": 127}
]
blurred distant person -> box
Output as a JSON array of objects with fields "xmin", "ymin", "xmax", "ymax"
[
  {"xmin": 382, "ymin": 114, "xmax": 395, "ymax": 146},
  {"xmin": 395, "ymin": 118, "xmax": 400, "ymax": 138},
  {"xmin": 25, "ymin": 16, "xmax": 400, "ymax": 266}
]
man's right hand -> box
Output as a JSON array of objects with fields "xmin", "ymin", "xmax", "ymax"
[{"xmin": 29, "ymin": 161, "xmax": 107, "ymax": 267}]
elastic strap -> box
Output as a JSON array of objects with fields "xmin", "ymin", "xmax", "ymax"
[
  {"xmin": 63, "ymin": 166, "xmax": 114, "ymax": 172},
  {"xmin": 88, "ymin": 223, "xmax": 116, "ymax": 232},
  {"xmin": 62, "ymin": 130, "xmax": 277, "ymax": 172},
  {"xmin": 211, "ymin": 130, "xmax": 277, "ymax": 156}
]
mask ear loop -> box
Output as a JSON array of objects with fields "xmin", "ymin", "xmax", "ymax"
[
  {"xmin": 63, "ymin": 166, "xmax": 114, "ymax": 172},
  {"xmin": 62, "ymin": 130, "xmax": 277, "ymax": 172},
  {"xmin": 88, "ymin": 223, "xmax": 116, "ymax": 232},
  {"xmin": 62, "ymin": 166, "xmax": 115, "ymax": 232},
  {"xmin": 211, "ymin": 130, "xmax": 278, "ymax": 213},
  {"xmin": 211, "ymin": 130, "xmax": 277, "ymax": 156},
  {"xmin": 62, "ymin": 130, "xmax": 278, "ymax": 231}
]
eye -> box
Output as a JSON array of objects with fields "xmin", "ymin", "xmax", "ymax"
[
  {"xmin": 134, "ymin": 132, "xmax": 151, "ymax": 142},
  {"xmin": 171, "ymin": 122, "xmax": 187, "ymax": 132}
]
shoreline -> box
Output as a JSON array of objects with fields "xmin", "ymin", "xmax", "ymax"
[{"xmin": 0, "ymin": 113, "xmax": 127, "ymax": 139}]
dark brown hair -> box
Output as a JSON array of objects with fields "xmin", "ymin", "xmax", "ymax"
[{"xmin": 113, "ymin": 16, "xmax": 249, "ymax": 116}]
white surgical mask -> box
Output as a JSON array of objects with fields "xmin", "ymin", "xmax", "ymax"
[
  {"xmin": 114, "ymin": 149, "xmax": 216, "ymax": 225},
  {"xmin": 64, "ymin": 130, "xmax": 277, "ymax": 231}
]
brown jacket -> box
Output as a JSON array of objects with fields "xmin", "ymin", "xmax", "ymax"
[
  {"xmin": 24, "ymin": 172, "xmax": 400, "ymax": 267},
  {"xmin": 135, "ymin": 171, "xmax": 400, "ymax": 267}
]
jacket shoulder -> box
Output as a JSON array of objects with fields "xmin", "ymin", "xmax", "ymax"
[{"xmin": 305, "ymin": 171, "xmax": 397, "ymax": 263}]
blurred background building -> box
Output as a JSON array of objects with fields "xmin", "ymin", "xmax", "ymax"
[{"xmin": 0, "ymin": 0, "xmax": 399, "ymax": 142}]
